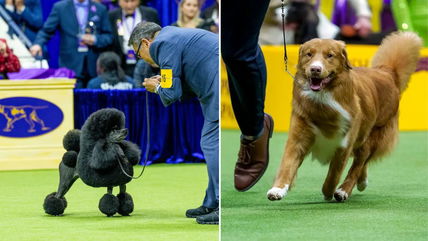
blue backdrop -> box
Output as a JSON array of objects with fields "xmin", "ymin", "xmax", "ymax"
[
  {"xmin": 40, "ymin": 0, "xmax": 215, "ymax": 68},
  {"xmin": 74, "ymin": 89, "xmax": 205, "ymax": 165}
]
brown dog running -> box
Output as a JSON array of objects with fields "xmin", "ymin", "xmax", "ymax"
[{"xmin": 267, "ymin": 32, "xmax": 422, "ymax": 202}]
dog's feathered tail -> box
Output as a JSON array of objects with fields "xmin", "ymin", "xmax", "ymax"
[{"xmin": 371, "ymin": 31, "xmax": 422, "ymax": 93}]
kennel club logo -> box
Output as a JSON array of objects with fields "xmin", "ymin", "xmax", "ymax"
[{"xmin": 0, "ymin": 97, "xmax": 63, "ymax": 138}]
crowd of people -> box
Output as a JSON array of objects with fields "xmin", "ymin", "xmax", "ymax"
[
  {"xmin": 259, "ymin": 0, "xmax": 427, "ymax": 46},
  {"xmin": 0, "ymin": 0, "xmax": 219, "ymax": 88},
  {"xmin": 1, "ymin": 0, "xmax": 426, "ymax": 86}
]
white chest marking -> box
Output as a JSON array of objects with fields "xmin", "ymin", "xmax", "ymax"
[{"xmin": 301, "ymin": 91, "xmax": 351, "ymax": 164}]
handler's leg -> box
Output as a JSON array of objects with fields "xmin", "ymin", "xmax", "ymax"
[
  {"xmin": 195, "ymin": 120, "xmax": 219, "ymax": 224},
  {"xmin": 222, "ymin": 0, "xmax": 273, "ymax": 192}
]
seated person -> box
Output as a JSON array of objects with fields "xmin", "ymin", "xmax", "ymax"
[
  {"xmin": 87, "ymin": 51, "xmax": 136, "ymax": 89},
  {"xmin": 171, "ymin": 0, "xmax": 216, "ymax": 32},
  {"xmin": 0, "ymin": 38, "xmax": 21, "ymax": 79}
]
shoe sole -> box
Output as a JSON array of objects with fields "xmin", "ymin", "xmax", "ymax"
[
  {"xmin": 196, "ymin": 220, "xmax": 219, "ymax": 225},
  {"xmin": 236, "ymin": 114, "xmax": 274, "ymax": 192}
]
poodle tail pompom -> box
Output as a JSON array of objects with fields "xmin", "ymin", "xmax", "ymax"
[
  {"xmin": 62, "ymin": 150, "xmax": 78, "ymax": 168},
  {"xmin": 63, "ymin": 129, "xmax": 81, "ymax": 152}
]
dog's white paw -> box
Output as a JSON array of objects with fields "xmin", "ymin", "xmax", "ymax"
[
  {"xmin": 357, "ymin": 179, "xmax": 368, "ymax": 192},
  {"xmin": 267, "ymin": 185, "xmax": 289, "ymax": 201},
  {"xmin": 334, "ymin": 188, "xmax": 348, "ymax": 202}
]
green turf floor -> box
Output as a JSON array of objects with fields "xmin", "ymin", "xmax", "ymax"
[
  {"xmin": 0, "ymin": 163, "xmax": 218, "ymax": 241},
  {"xmin": 221, "ymin": 130, "xmax": 428, "ymax": 241}
]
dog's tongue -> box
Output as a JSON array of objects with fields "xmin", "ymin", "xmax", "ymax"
[{"xmin": 310, "ymin": 78, "xmax": 323, "ymax": 91}]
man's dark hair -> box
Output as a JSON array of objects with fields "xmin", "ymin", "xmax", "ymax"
[
  {"xmin": 97, "ymin": 51, "xmax": 126, "ymax": 85},
  {"xmin": 128, "ymin": 22, "xmax": 162, "ymax": 47}
]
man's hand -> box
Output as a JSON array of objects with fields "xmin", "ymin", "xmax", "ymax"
[
  {"xmin": 15, "ymin": 0, "xmax": 25, "ymax": 12},
  {"xmin": 354, "ymin": 16, "xmax": 371, "ymax": 38},
  {"xmin": 81, "ymin": 34, "xmax": 95, "ymax": 46},
  {"xmin": 30, "ymin": 44, "xmax": 42, "ymax": 57},
  {"xmin": 0, "ymin": 41, "xmax": 8, "ymax": 57},
  {"xmin": 143, "ymin": 75, "xmax": 161, "ymax": 93}
]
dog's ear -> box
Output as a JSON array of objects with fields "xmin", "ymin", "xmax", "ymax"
[
  {"xmin": 298, "ymin": 44, "xmax": 305, "ymax": 67},
  {"xmin": 0, "ymin": 105, "xmax": 3, "ymax": 113},
  {"xmin": 337, "ymin": 41, "xmax": 352, "ymax": 70}
]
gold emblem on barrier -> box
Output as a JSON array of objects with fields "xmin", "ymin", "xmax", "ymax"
[{"xmin": 0, "ymin": 105, "xmax": 50, "ymax": 133}]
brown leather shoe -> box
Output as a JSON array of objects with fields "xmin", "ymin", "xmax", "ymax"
[{"xmin": 234, "ymin": 114, "xmax": 274, "ymax": 191}]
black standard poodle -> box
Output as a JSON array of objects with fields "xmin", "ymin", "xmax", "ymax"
[{"xmin": 43, "ymin": 108, "xmax": 141, "ymax": 217}]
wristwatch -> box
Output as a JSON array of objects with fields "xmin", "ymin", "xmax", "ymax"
[{"xmin": 154, "ymin": 83, "xmax": 160, "ymax": 94}]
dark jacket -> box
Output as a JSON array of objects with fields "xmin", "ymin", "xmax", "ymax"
[
  {"xmin": 149, "ymin": 26, "xmax": 219, "ymax": 122},
  {"xmin": 108, "ymin": 6, "xmax": 160, "ymax": 76},
  {"xmin": 33, "ymin": 0, "xmax": 113, "ymax": 79}
]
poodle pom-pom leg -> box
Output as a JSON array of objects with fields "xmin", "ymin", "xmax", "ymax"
[
  {"xmin": 99, "ymin": 187, "xmax": 119, "ymax": 217},
  {"xmin": 43, "ymin": 192, "xmax": 67, "ymax": 216},
  {"xmin": 43, "ymin": 161, "xmax": 78, "ymax": 216},
  {"xmin": 117, "ymin": 185, "xmax": 134, "ymax": 216}
]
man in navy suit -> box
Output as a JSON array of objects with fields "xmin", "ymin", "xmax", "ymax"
[
  {"xmin": 0, "ymin": 0, "xmax": 43, "ymax": 43},
  {"xmin": 30, "ymin": 0, "xmax": 113, "ymax": 88},
  {"xmin": 129, "ymin": 22, "xmax": 219, "ymax": 225}
]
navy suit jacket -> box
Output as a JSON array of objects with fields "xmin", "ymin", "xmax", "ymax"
[
  {"xmin": 150, "ymin": 27, "xmax": 219, "ymax": 122},
  {"xmin": 33, "ymin": 0, "xmax": 112, "ymax": 78},
  {"xmin": 0, "ymin": 0, "xmax": 43, "ymax": 42}
]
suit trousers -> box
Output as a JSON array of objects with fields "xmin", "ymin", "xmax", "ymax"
[
  {"xmin": 221, "ymin": 0, "xmax": 271, "ymax": 137},
  {"xmin": 200, "ymin": 120, "xmax": 219, "ymax": 208}
]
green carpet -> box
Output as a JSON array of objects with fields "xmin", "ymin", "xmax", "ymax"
[
  {"xmin": 0, "ymin": 163, "xmax": 218, "ymax": 241},
  {"xmin": 221, "ymin": 130, "xmax": 428, "ymax": 241}
]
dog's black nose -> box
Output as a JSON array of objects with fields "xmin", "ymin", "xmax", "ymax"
[{"xmin": 310, "ymin": 66, "xmax": 322, "ymax": 74}]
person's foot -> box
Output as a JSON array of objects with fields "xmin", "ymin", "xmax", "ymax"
[
  {"xmin": 185, "ymin": 206, "xmax": 216, "ymax": 218},
  {"xmin": 234, "ymin": 113, "xmax": 274, "ymax": 191},
  {"xmin": 196, "ymin": 208, "xmax": 219, "ymax": 225}
]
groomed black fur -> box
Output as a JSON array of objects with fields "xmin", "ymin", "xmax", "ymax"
[
  {"xmin": 43, "ymin": 108, "xmax": 141, "ymax": 217},
  {"xmin": 117, "ymin": 192, "xmax": 134, "ymax": 216},
  {"xmin": 62, "ymin": 151, "xmax": 78, "ymax": 168},
  {"xmin": 43, "ymin": 192, "xmax": 67, "ymax": 216},
  {"xmin": 63, "ymin": 129, "xmax": 81, "ymax": 152},
  {"xmin": 120, "ymin": 141, "xmax": 142, "ymax": 165},
  {"xmin": 99, "ymin": 193, "xmax": 119, "ymax": 217},
  {"xmin": 78, "ymin": 108, "xmax": 141, "ymax": 187}
]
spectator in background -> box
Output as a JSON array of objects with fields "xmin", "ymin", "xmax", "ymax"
[
  {"xmin": 392, "ymin": 0, "xmax": 428, "ymax": 47},
  {"xmin": 30, "ymin": 0, "xmax": 113, "ymax": 88},
  {"xmin": 332, "ymin": 0, "xmax": 387, "ymax": 44},
  {"xmin": 109, "ymin": 0, "xmax": 160, "ymax": 76},
  {"xmin": 259, "ymin": 0, "xmax": 339, "ymax": 45},
  {"xmin": 201, "ymin": 0, "xmax": 218, "ymax": 33},
  {"xmin": 171, "ymin": 0, "xmax": 216, "ymax": 32},
  {"xmin": 285, "ymin": 0, "xmax": 319, "ymax": 44},
  {"xmin": 87, "ymin": 51, "xmax": 135, "ymax": 89},
  {"xmin": 0, "ymin": 38, "xmax": 21, "ymax": 79},
  {"xmin": 0, "ymin": 0, "xmax": 43, "ymax": 43}
]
